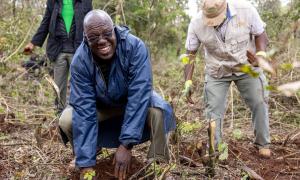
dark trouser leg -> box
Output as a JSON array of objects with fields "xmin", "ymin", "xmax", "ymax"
[{"xmin": 53, "ymin": 53, "xmax": 73, "ymax": 113}]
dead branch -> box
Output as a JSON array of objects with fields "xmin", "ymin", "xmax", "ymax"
[
  {"xmin": 290, "ymin": 131, "xmax": 300, "ymax": 141},
  {"xmin": 0, "ymin": 17, "xmax": 36, "ymax": 63},
  {"xmin": 0, "ymin": 143, "xmax": 30, "ymax": 146},
  {"xmin": 128, "ymin": 161, "xmax": 153, "ymax": 180},
  {"xmin": 138, "ymin": 171, "xmax": 154, "ymax": 180},
  {"xmin": 283, "ymin": 130, "xmax": 300, "ymax": 146},
  {"xmin": 170, "ymin": 168, "xmax": 206, "ymax": 178},
  {"xmin": 179, "ymin": 155, "xmax": 201, "ymax": 167},
  {"xmin": 241, "ymin": 165, "xmax": 264, "ymax": 180},
  {"xmin": 158, "ymin": 164, "xmax": 173, "ymax": 180},
  {"xmin": 276, "ymin": 151, "xmax": 300, "ymax": 160}
]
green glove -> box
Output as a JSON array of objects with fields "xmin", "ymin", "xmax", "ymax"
[
  {"xmin": 183, "ymin": 80, "xmax": 192, "ymax": 95},
  {"xmin": 183, "ymin": 80, "xmax": 194, "ymax": 104}
]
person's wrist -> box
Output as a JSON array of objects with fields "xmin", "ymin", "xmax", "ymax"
[
  {"xmin": 256, "ymin": 51, "xmax": 267, "ymax": 59},
  {"xmin": 80, "ymin": 167, "xmax": 95, "ymax": 171},
  {"xmin": 121, "ymin": 143, "xmax": 134, "ymax": 150}
]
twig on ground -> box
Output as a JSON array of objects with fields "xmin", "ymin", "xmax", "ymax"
[
  {"xmin": 276, "ymin": 151, "xmax": 300, "ymax": 160},
  {"xmin": 32, "ymin": 145, "xmax": 47, "ymax": 163},
  {"xmin": 285, "ymin": 158, "xmax": 300, "ymax": 160},
  {"xmin": 138, "ymin": 171, "xmax": 154, "ymax": 180},
  {"xmin": 157, "ymin": 85, "xmax": 165, "ymax": 100},
  {"xmin": 290, "ymin": 131, "xmax": 300, "ymax": 141},
  {"xmin": 104, "ymin": 172, "xmax": 115, "ymax": 177},
  {"xmin": 241, "ymin": 165, "xmax": 264, "ymax": 180},
  {"xmin": 283, "ymin": 129, "xmax": 300, "ymax": 146},
  {"xmin": 0, "ymin": 17, "xmax": 36, "ymax": 63},
  {"xmin": 218, "ymin": 164, "xmax": 239, "ymax": 178},
  {"xmin": 273, "ymin": 171, "xmax": 300, "ymax": 175},
  {"xmin": 0, "ymin": 143, "xmax": 30, "ymax": 146},
  {"xmin": 158, "ymin": 164, "xmax": 173, "ymax": 180},
  {"xmin": 128, "ymin": 160, "xmax": 153, "ymax": 180},
  {"xmin": 170, "ymin": 168, "xmax": 206, "ymax": 178},
  {"xmin": 34, "ymin": 163, "xmax": 64, "ymax": 166},
  {"xmin": 179, "ymin": 155, "xmax": 201, "ymax": 167}
]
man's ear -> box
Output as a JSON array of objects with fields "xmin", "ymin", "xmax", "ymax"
[
  {"xmin": 83, "ymin": 32, "xmax": 91, "ymax": 48},
  {"xmin": 83, "ymin": 32, "xmax": 88, "ymax": 43}
]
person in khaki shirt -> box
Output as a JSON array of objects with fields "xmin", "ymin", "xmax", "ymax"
[{"xmin": 184, "ymin": 0, "xmax": 271, "ymax": 157}]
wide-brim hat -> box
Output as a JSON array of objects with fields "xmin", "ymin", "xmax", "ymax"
[{"xmin": 202, "ymin": 0, "xmax": 227, "ymax": 27}]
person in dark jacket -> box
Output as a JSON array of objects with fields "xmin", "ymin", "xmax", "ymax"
[
  {"xmin": 58, "ymin": 10, "xmax": 176, "ymax": 179},
  {"xmin": 24, "ymin": 0, "xmax": 92, "ymax": 112}
]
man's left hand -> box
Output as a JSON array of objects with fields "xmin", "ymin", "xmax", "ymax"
[
  {"xmin": 247, "ymin": 50, "xmax": 259, "ymax": 67},
  {"xmin": 113, "ymin": 145, "xmax": 132, "ymax": 180},
  {"xmin": 247, "ymin": 50, "xmax": 276, "ymax": 75}
]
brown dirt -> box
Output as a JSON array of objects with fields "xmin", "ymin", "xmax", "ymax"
[
  {"xmin": 70, "ymin": 156, "xmax": 145, "ymax": 180},
  {"xmin": 0, "ymin": 148, "xmax": 4, "ymax": 178},
  {"xmin": 176, "ymin": 136, "xmax": 300, "ymax": 179},
  {"xmin": 228, "ymin": 140, "xmax": 300, "ymax": 180},
  {"xmin": 0, "ymin": 113, "xmax": 29, "ymax": 134},
  {"xmin": 0, "ymin": 122, "xmax": 27, "ymax": 134}
]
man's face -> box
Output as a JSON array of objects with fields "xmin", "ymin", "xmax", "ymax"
[{"xmin": 85, "ymin": 21, "xmax": 117, "ymax": 60}]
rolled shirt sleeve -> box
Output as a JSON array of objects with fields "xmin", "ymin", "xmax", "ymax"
[
  {"xmin": 185, "ymin": 21, "xmax": 201, "ymax": 51},
  {"xmin": 249, "ymin": 4, "xmax": 266, "ymax": 35}
]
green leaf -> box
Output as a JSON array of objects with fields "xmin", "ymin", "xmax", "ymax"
[
  {"xmin": 232, "ymin": 129, "xmax": 243, "ymax": 140},
  {"xmin": 179, "ymin": 121, "xmax": 202, "ymax": 134},
  {"xmin": 99, "ymin": 149, "xmax": 110, "ymax": 158},
  {"xmin": 0, "ymin": 105, "xmax": 5, "ymax": 113},
  {"xmin": 265, "ymin": 85, "xmax": 277, "ymax": 91},
  {"xmin": 280, "ymin": 63, "xmax": 293, "ymax": 71},
  {"xmin": 83, "ymin": 170, "xmax": 96, "ymax": 180},
  {"xmin": 218, "ymin": 142, "xmax": 228, "ymax": 161},
  {"xmin": 240, "ymin": 65, "xmax": 259, "ymax": 78},
  {"xmin": 0, "ymin": 133, "xmax": 8, "ymax": 140},
  {"xmin": 241, "ymin": 172, "xmax": 250, "ymax": 180}
]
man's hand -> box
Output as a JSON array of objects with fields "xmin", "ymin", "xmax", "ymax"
[
  {"xmin": 23, "ymin": 42, "xmax": 35, "ymax": 55},
  {"xmin": 113, "ymin": 145, "xmax": 132, "ymax": 180},
  {"xmin": 80, "ymin": 167, "xmax": 96, "ymax": 180},
  {"xmin": 247, "ymin": 50, "xmax": 275, "ymax": 75},
  {"xmin": 183, "ymin": 80, "xmax": 194, "ymax": 104},
  {"xmin": 246, "ymin": 50, "xmax": 259, "ymax": 67}
]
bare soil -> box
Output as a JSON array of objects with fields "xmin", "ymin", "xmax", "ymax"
[
  {"xmin": 70, "ymin": 156, "xmax": 145, "ymax": 180},
  {"xmin": 228, "ymin": 140, "xmax": 300, "ymax": 180}
]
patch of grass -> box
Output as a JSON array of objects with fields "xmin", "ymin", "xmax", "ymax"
[{"xmin": 179, "ymin": 121, "xmax": 202, "ymax": 135}]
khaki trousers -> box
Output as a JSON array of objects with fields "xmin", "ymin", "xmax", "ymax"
[
  {"xmin": 59, "ymin": 105, "xmax": 170, "ymax": 161},
  {"xmin": 204, "ymin": 73, "xmax": 270, "ymax": 148}
]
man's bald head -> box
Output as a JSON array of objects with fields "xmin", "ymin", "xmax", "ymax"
[
  {"xmin": 83, "ymin": 10, "xmax": 114, "ymax": 32},
  {"xmin": 83, "ymin": 10, "xmax": 117, "ymax": 60}
]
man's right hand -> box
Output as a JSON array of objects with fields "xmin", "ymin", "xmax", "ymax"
[
  {"xmin": 113, "ymin": 145, "xmax": 132, "ymax": 180},
  {"xmin": 23, "ymin": 42, "xmax": 35, "ymax": 55},
  {"xmin": 183, "ymin": 80, "xmax": 194, "ymax": 104}
]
